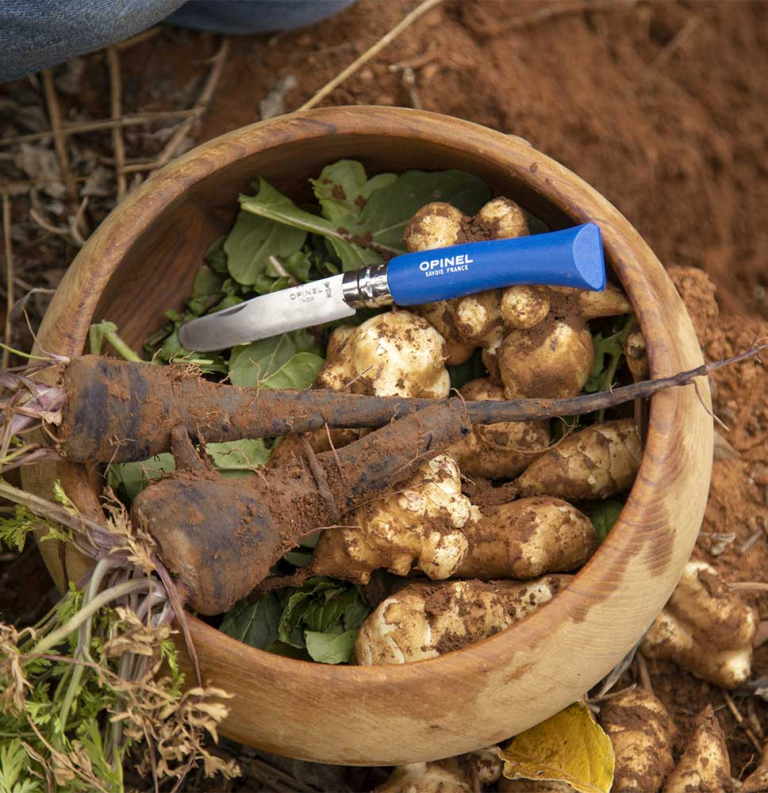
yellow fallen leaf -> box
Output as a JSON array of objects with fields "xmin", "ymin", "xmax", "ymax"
[{"xmin": 500, "ymin": 702, "xmax": 615, "ymax": 793}]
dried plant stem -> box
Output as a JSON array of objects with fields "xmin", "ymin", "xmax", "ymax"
[
  {"xmin": 41, "ymin": 70, "xmax": 77, "ymax": 204},
  {"xmin": 115, "ymin": 27, "xmax": 162, "ymax": 51},
  {"xmin": 723, "ymin": 690, "xmax": 763, "ymax": 753},
  {"xmin": 1, "ymin": 192, "xmax": 13, "ymax": 369},
  {"xmin": 107, "ymin": 47, "xmax": 128, "ymax": 201},
  {"xmin": 297, "ymin": 0, "xmax": 446, "ymax": 111},
  {"xmin": 0, "ymin": 110, "xmax": 199, "ymax": 148},
  {"xmin": 32, "ymin": 578, "xmax": 152, "ymax": 656}
]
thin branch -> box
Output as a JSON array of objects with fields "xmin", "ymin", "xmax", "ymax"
[
  {"xmin": 150, "ymin": 39, "xmax": 230, "ymax": 171},
  {"xmin": 297, "ymin": 0, "xmax": 446, "ymax": 111},
  {"xmin": 0, "ymin": 110, "xmax": 199, "ymax": 148},
  {"xmin": 115, "ymin": 27, "xmax": 162, "ymax": 51},
  {"xmin": 723, "ymin": 690, "xmax": 763, "ymax": 753},
  {"xmin": 41, "ymin": 70, "xmax": 77, "ymax": 204},
  {"xmin": 106, "ymin": 47, "xmax": 127, "ymax": 201},
  {"xmin": 1, "ymin": 192, "xmax": 13, "ymax": 369}
]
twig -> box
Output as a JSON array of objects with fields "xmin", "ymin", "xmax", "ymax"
[
  {"xmin": 636, "ymin": 651, "xmax": 654, "ymax": 696},
  {"xmin": 464, "ymin": 0, "xmax": 638, "ymax": 39},
  {"xmin": 106, "ymin": 47, "xmax": 127, "ymax": 201},
  {"xmin": 723, "ymin": 690, "xmax": 763, "ymax": 753},
  {"xmin": 648, "ymin": 14, "xmax": 704, "ymax": 75},
  {"xmin": 1, "ymin": 192, "xmax": 12, "ymax": 369},
  {"xmin": 729, "ymin": 582, "xmax": 768, "ymax": 593},
  {"xmin": 115, "ymin": 27, "xmax": 162, "ymax": 51},
  {"xmin": 401, "ymin": 67, "xmax": 422, "ymax": 109},
  {"xmin": 151, "ymin": 39, "xmax": 230, "ymax": 171},
  {"xmin": 41, "ymin": 70, "xmax": 77, "ymax": 204},
  {"xmin": 297, "ymin": 0, "xmax": 446, "ymax": 111},
  {"xmin": 0, "ymin": 110, "xmax": 199, "ymax": 148}
]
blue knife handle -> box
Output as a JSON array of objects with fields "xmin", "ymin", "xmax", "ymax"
[{"xmin": 386, "ymin": 223, "xmax": 606, "ymax": 306}]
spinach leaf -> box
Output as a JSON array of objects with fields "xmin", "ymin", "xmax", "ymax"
[
  {"xmin": 107, "ymin": 454, "xmax": 176, "ymax": 502},
  {"xmin": 305, "ymin": 629, "xmax": 357, "ymax": 664},
  {"xmin": 357, "ymin": 168, "xmax": 492, "ymax": 250},
  {"xmin": 205, "ymin": 438, "xmax": 272, "ymax": 478},
  {"xmin": 589, "ymin": 499, "xmax": 625, "ymax": 543},
  {"xmin": 260, "ymin": 351, "xmax": 324, "ymax": 390},
  {"xmin": 224, "ymin": 209, "xmax": 307, "ymax": 287},
  {"xmin": 228, "ymin": 329, "xmax": 321, "ymax": 388},
  {"xmin": 220, "ymin": 591, "xmax": 284, "ymax": 650},
  {"xmin": 311, "ymin": 160, "xmax": 397, "ymax": 224}
]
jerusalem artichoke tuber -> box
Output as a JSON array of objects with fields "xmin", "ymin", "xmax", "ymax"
[{"xmin": 354, "ymin": 577, "xmax": 564, "ymax": 665}]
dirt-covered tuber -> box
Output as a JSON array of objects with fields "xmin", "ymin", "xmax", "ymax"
[
  {"xmin": 662, "ymin": 706, "xmax": 733, "ymax": 793},
  {"xmin": 497, "ymin": 315, "xmax": 594, "ymax": 399},
  {"xmin": 641, "ymin": 560, "xmax": 757, "ymax": 688},
  {"xmin": 449, "ymin": 378, "xmax": 550, "ymax": 480},
  {"xmin": 599, "ymin": 688, "xmax": 675, "ymax": 793},
  {"xmin": 457, "ymin": 497, "xmax": 597, "ymax": 579},
  {"xmin": 515, "ymin": 419, "xmax": 642, "ymax": 500},
  {"xmin": 354, "ymin": 577, "xmax": 564, "ymax": 665},
  {"xmin": 317, "ymin": 310, "xmax": 450, "ymax": 398},
  {"xmin": 373, "ymin": 759, "xmax": 474, "ymax": 793},
  {"xmin": 310, "ymin": 453, "xmax": 472, "ymax": 583}
]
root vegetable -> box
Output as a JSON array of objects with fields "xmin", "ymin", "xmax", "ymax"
[
  {"xmin": 28, "ymin": 346, "xmax": 754, "ymax": 465},
  {"xmin": 514, "ymin": 419, "xmax": 642, "ymax": 500},
  {"xmin": 498, "ymin": 316, "xmax": 594, "ymax": 399},
  {"xmin": 551, "ymin": 283, "xmax": 632, "ymax": 320},
  {"xmin": 640, "ymin": 560, "xmax": 757, "ymax": 688},
  {"xmin": 662, "ymin": 706, "xmax": 733, "ymax": 793},
  {"xmin": 500, "ymin": 285, "xmax": 551, "ymax": 330},
  {"xmin": 449, "ymin": 378, "xmax": 550, "ymax": 480},
  {"xmin": 599, "ymin": 688, "xmax": 675, "ymax": 793},
  {"xmin": 456, "ymin": 497, "xmax": 597, "ymax": 579},
  {"xmin": 413, "ymin": 300, "xmax": 476, "ymax": 365},
  {"xmin": 310, "ymin": 453, "xmax": 472, "ymax": 583},
  {"xmin": 374, "ymin": 759, "xmax": 474, "ymax": 793},
  {"xmin": 317, "ymin": 310, "xmax": 450, "ymax": 398},
  {"xmin": 451, "ymin": 290, "xmax": 503, "ymax": 347},
  {"xmin": 403, "ymin": 201, "xmax": 464, "ymax": 252},
  {"xmin": 131, "ymin": 401, "xmax": 470, "ymax": 615},
  {"xmin": 475, "ymin": 196, "xmax": 529, "ymax": 240},
  {"xmin": 354, "ymin": 577, "xmax": 564, "ymax": 665}
]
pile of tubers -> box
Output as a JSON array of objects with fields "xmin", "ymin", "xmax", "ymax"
[{"xmin": 302, "ymin": 198, "xmax": 643, "ymax": 665}]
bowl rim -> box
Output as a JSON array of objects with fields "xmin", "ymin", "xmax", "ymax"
[{"xmin": 31, "ymin": 106, "xmax": 712, "ymax": 761}]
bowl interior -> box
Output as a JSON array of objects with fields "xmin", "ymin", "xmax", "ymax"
[{"xmin": 94, "ymin": 135, "xmax": 579, "ymax": 349}]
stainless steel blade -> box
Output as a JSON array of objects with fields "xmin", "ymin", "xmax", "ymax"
[{"xmin": 178, "ymin": 274, "xmax": 356, "ymax": 352}]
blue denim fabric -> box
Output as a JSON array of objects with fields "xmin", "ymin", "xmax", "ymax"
[{"xmin": 0, "ymin": 1, "xmax": 356, "ymax": 83}]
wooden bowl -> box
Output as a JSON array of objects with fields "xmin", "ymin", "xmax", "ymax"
[{"xmin": 23, "ymin": 107, "xmax": 712, "ymax": 766}]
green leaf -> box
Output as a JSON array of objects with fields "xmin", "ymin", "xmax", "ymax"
[
  {"xmin": 311, "ymin": 160, "xmax": 397, "ymax": 224},
  {"xmin": 107, "ymin": 453, "xmax": 175, "ymax": 502},
  {"xmin": 357, "ymin": 169, "xmax": 492, "ymax": 250},
  {"xmin": 228, "ymin": 330, "xmax": 321, "ymax": 388},
  {"xmin": 588, "ymin": 499, "xmax": 625, "ymax": 543},
  {"xmin": 224, "ymin": 208, "xmax": 307, "ymax": 287},
  {"xmin": 260, "ymin": 352, "xmax": 324, "ymax": 391},
  {"xmin": 584, "ymin": 316, "xmax": 634, "ymax": 395},
  {"xmin": 220, "ymin": 592, "xmax": 284, "ymax": 651},
  {"xmin": 305, "ymin": 629, "xmax": 357, "ymax": 664},
  {"xmin": 204, "ymin": 235, "xmax": 229, "ymax": 273},
  {"xmin": 205, "ymin": 439, "xmax": 272, "ymax": 478},
  {"xmin": 239, "ymin": 178, "xmax": 384, "ymax": 271},
  {"xmin": 500, "ymin": 702, "xmax": 615, "ymax": 793}
]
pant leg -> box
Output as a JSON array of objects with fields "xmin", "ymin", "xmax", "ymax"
[
  {"xmin": 0, "ymin": 0, "xmax": 186, "ymax": 84},
  {"xmin": 166, "ymin": 0, "xmax": 357, "ymax": 35}
]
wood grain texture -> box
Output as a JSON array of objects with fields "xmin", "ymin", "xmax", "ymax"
[{"xmin": 22, "ymin": 107, "xmax": 712, "ymax": 765}]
